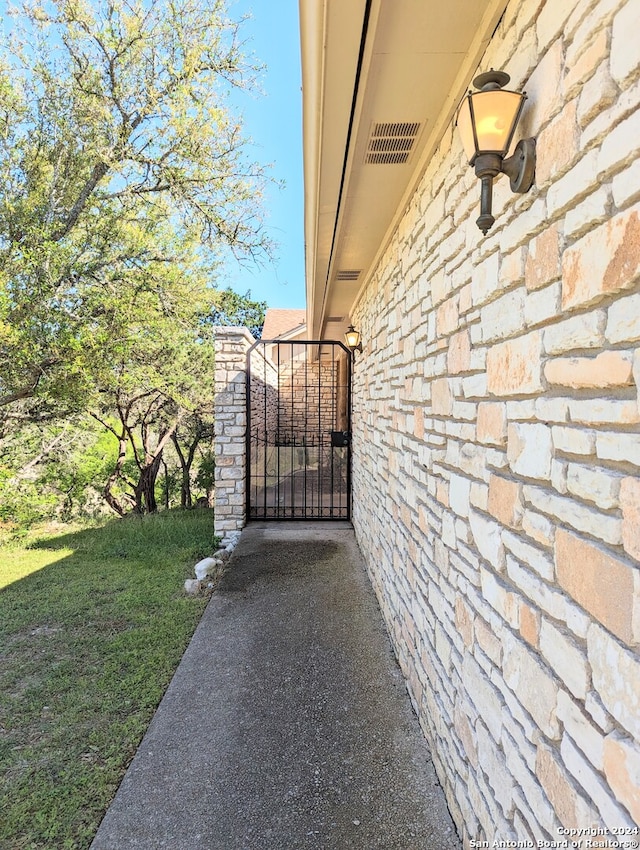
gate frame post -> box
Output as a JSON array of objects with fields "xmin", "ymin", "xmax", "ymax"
[{"xmin": 213, "ymin": 326, "xmax": 254, "ymax": 544}]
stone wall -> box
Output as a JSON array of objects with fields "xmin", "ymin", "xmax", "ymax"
[
  {"xmin": 277, "ymin": 358, "xmax": 344, "ymax": 445},
  {"xmin": 350, "ymin": 0, "xmax": 640, "ymax": 842},
  {"xmin": 248, "ymin": 343, "xmax": 279, "ymax": 445},
  {"xmin": 213, "ymin": 327, "xmax": 254, "ymax": 543}
]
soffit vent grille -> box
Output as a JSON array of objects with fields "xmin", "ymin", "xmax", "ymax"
[
  {"xmin": 325, "ymin": 317, "xmax": 343, "ymax": 322},
  {"xmin": 365, "ymin": 122, "xmax": 421, "ymax": 165},
  {"xmin": 335, "ymin": 269, "xmax": 361, "ymax": 281}
]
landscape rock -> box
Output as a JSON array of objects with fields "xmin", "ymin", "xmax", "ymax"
[
  {"xmin": 194, "ymin": 557, "xmax": 219, "ymax": 580},
  {"xmin": 184, "ymin": 579, "xmax": 202, "ymax": 596}
]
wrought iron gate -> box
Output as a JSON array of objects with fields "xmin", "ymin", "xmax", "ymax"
[{"xmin": 247, "ymin": 340, "xmax": 352, "ymax": 520}]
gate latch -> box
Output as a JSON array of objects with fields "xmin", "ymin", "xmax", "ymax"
[{"xmin": 331, "ymin": 430, "xmax": 350, "ymax": 447}]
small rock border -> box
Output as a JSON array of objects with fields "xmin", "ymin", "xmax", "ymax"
[{"xmin": 184, "ymin": 531, "xmax": 242, "ymax": 597}]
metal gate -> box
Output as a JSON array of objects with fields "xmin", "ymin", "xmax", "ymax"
[{"xmin": 247, "ymin": 340, "xmax": 352, "ymax": 520}]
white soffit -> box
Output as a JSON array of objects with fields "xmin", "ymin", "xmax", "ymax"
[{"xmin": 300, "ymin": 0, "xmax": 509, "ymax": 339}]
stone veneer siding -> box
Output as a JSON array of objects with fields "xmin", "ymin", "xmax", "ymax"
[{"xmin": 350, "ymin": 0, "xmax": 640, "ymax": 842}]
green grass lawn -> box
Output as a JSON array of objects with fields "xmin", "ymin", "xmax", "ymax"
[{"xmin": 0, "ymin": 510, "xmax": 216, "ymax": 850}]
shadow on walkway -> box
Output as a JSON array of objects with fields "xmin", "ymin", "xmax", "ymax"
[{"xmin": 91, "ymin": 522, "xmax": 460, "ymax": 850}]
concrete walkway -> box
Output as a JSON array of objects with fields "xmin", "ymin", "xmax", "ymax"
[{"xmin": 91, "ymin": 522, "xmax": 460, "ymax": 850}]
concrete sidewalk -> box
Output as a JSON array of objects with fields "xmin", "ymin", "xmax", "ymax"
[{"xmin": 90, "ymin": 522, "xmax": 460, "ymax": 850}]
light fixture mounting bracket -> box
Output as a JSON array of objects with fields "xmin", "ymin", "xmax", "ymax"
[{"xmin": 502, "ymin": 138, "xmax": 536, "ymax": 193}]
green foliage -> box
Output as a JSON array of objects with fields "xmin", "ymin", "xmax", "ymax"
[
  {"xmin": 194, "ymin": 449, "xmax": 216, "ymax": 492},
  {"xmin": 0, "ymin": 510, "xmax": 216, "ymax": 849},
  {"xmin": 0, "ymin": 0, "xmax": 276, "ymax": 520},
  {"xmin": 0, "ymin": 417, "xmax": 117, "ymax": 528},
  {"xmin": 0, "ymin": 0, "xmax": 272, "ymax": 415},
  {"xmin": 206, "ymin": 286, "xmax": 267, "ymax": 338}
]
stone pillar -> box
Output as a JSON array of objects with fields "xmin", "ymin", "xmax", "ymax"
[{"xmin": 213, "ymin": 326, "xmax": 254, "ymax": 544}]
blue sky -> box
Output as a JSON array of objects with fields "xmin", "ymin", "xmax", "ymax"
[{"xmin": 224, "ymin": 0, "xmax": 306, "ymax": 310}]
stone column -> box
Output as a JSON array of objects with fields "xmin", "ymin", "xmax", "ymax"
[{"xmin": 213, "ymin": 326, "xmax": 254, "ymax": 544}]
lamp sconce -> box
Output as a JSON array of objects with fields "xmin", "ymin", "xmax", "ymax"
[
  {"xmin": 457, "ymin": 70, "xmax": 536, "ymax": 235},
  {"xmin": 345, "ymin": 324, "xmax": 363, "ymax": 355}
]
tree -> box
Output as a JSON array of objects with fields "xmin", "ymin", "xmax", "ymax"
[
  {"xmin": 171, "ymin": 416, "xmax": 215, "ymax": 508},
  {"xmin": 88, "ymin": 300, "xmax": 217, "ymax": 514},
  {"xmin": 0, "ymin": 0, "xmax": 271, "ymax": 418},
  {"xmin": 207, "ymin": 287, "xmax": 267, "ymax": 338}
]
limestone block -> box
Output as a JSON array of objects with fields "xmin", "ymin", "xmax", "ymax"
[
  {"xmin": 577, "ymin": 61, "xmax": 618, "ymax": 128},
  {"xmin": 561, "ymin": 732, "xmax": 638, "ymax": 834},
  {"xmin": 527, "ymin": 105, "xmax": 580, "ymax": 187},
  {"xmin": 566, "ymin": 464, "xmax": 621, "ymax": 510},
  {"xmin": 599, "ymin": 101, "xmax": 640, "ymax": 182},
  {"xmin": 507, "ymin": 422, "xmax": 553, "ymax": 480},
  {"xmin": 568, "ymin": 398, "xmax": 640, "ymax": 427},
  {"xmin": 588, "ymin": 622, "xmax": 640, "ymax": 739},
  {"xmin": 471, "ymin": 251, "xmax": 500, "ymax": 307},
  {"xmin": 476, "ymin": 721, "xmax": 514, "ymax": 819},
  {"xmin": 447, "ymin": 329, "xmax": 471, "ymax": 374},
  {"xmin": 499, "ymin": 199, "xmax": 547, "ymax": 255},
  {"xmin": 611, "ymin": 0, "xmax": 640, "ymax": 85},
  {"xmin": 481, "ymin": 289, "xmax": 526, "ymax": 344},
  {"xmin": 525, "ymin": 226, "xmax": 561, "ymax": 289},
  {"xmin": 498, "ymin": 246, "xmax": 525, "ymax": 290},
  {"xmin": 563, "ymin": 187, "xmax": 610, "ymax": 240},
  {"xmin": 556, "ymin": 528, "xmax": 638, "ymax": 643},
  {"xmin": 474, "ymin": 617, "xmax": 502, "ymax": 666},
  {"xmin": 486, "ymin": 332, "xmax": 544, "ymax": 396},
  {"xmin": 526, "ymin": 38, "xmax": 564, "ymax": 127},
  {"xmin": 521, "ymin": 509, "xmax": 554, "ymax": 547},
  {"xmin": 551, "ymin": 426, "xmax": 595, "ymax": 456},
  {"xmin": 506, "ymin": 399, "xmax": 536, "ymax": 420},
  {"xmin": 563, "ymin": 29, "xmax": 608, "ymax": 98},
  {"xmin": 556, "ymin": 690, "xmax": 605, "ymax": 772},
  {"xmin": 477, "ymin": 402, "xmax": 507, "ymax": 446},
  {"xmin": 431, "ymin": 377, "xmax": 453, "ymax": 416},
  {"xmin": 449, "ymin": 474, "xmax": 471, "ymax": 518},
  {"xmin": 470, "ymin": 511, "xmax": 505, "ymax": 570},
  {"xmin": 503, "ymin": 634, "xmax": 560, "ymax": 739},
  {"xmin": 502, "ymin": 530, "xmax": 553, "ymax": 581},
  {"xmin": 536, "ymin": 3, "xmax": 572, "ymax": 53},
  {"xmin": 454, "ymin": 701, "xmax": 478, "ymax": 768},
  {"xmin": 546, "ymin": 149, "xmax": 599, "ymax": 218},
  {"xmin": 436, "ymin": 295, "xmax": 459, "ymax": 337},
  {"xmin": 455, "ymin": 596, "xmax": 474, "ymax": 648},
  {"xmin": 540, "ymin": 620, "xmax": 589, "ymax": 700},
  {"xmin": 606, "ymin": 291, "xmax": 640, "ymax": 343},
  {"xmin": 620, "ymin": 477, "xmax": 640, "ymax": 561},
  {"xmin": 545, "ymin": 350, "xmax": 633, "ymax": 389},
  {"xmin": 524, "ymin": 282, "xmax": 562, "ymax": 328},
  {"xmin": 544, "ymin": 310, "xmax": 606, "ymax": 354},
  {"xmin": 562, "ymin": 205, "xmax": 640, "ymax": 311},
  {"xmin": 506, "ymin": 746, "xmax": 559, "ymax": 836},
  {"xmin": 487, "ymin": 476, "xmax": 523, "ymax": 530},
  {"xmin": 613, "ymin": 158, "xmax": 640, "ymax": 207},
  {"xmin": 506, "ymin": 555, "xmax": 567, "ymax": 626},
  {"xmin": 462, "ymin": 653, "xmax": 503, "ymax": 742},
  {"xmin": 519, "ymin": 602, "xmax": 541, "ymax": 648},
  {"xmin": 535, "ymin": 741, "xmax": 598, "ymax": 830},
  {"xmin": 480, "ymin": 566, "xmax": 518, "ymax": 627},
  {"xmin": 585, "ymin": 690, "xmax": 615, "ymax": 734},
  {"xmin": 603, "ymin": 731, "xmax": 640, "ymax": 823}
]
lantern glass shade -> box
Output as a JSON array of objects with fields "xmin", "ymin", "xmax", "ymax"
[
  {"xmin": 345, "ymin": 325, "xmax": 361, "ymax": 351},
  {"xmin": 457, "ymin": 89, "xmax": 525, "ymax": 162}
]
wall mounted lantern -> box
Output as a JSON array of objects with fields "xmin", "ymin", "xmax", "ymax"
[
  {"xmin": 457, "ymin": 70, "xmax": 536, "ymax": 235},
  {"xmin": 344, "ymin": 325, "xmax": 363, "ymax": 355}
]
